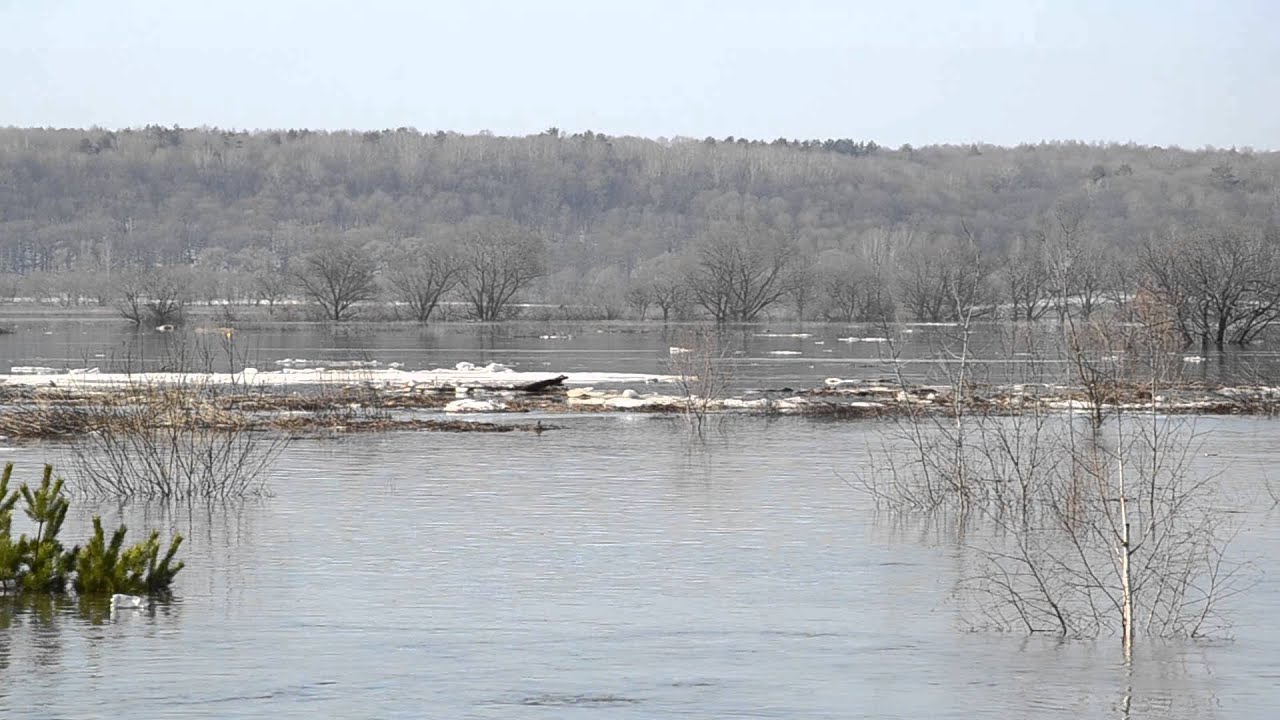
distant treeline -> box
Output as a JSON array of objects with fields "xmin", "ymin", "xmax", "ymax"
[{"xmin": 1, "ymin": 126, "xmax": 1278, "ymax": 343}]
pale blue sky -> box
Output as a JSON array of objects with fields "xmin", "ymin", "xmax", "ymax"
[{"xmin": 2, "ymin": 0, "xmax": 1276, "ymax": 147}]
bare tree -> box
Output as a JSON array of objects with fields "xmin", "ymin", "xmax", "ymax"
[
  {"xmin": 1047, "ymin": 233, "xmax": 1111, "ymax": 320},
  {"xmin": 1140, "ymin": 226, "xmax": 1280, "ymax": 349},
  {"xmin": 456, "ymin": 218, "xmax": 545, "ymax": 321},
  {"xmin": 632, "ymin": 253, "xmax": 691, "ymax": 322},
  {"xmin": 786, "ymin": 258, "xmax": 818, "ymax": 321},
  {"xmin": 823, "ymin": 266, "xmax": 862, "ymax": 324},
  {"xmin": 624, "ymin": 282, "xmax": 652, "ymax": 320},
  {"xmin": 113, "ymin": 267, "xmax": 191, "ymax": 327},
  {"xmin": 651, "ymin": 279, "xmax": 691, "ymax": 322},
  {"xmin": 897, "ymin": 234, "xmax": 995, "ymax": 322},
  {"xmin": 686, "ymin": 223, "xmax": 799, "ymax": 323},
  {"xmin": 956, "ymin": 411, "xmax": 1239, "ymax": 656},
  {"xmin": 821, "ymin": 251, "xmax": 896, "ymax": 323},
  {"xmin": 667, "ymin": 329, "xmax": 734, "ymax": 435},
  {"xmin": 293, "ymin": 236, "xmax": 379, "ymax": 322},
  {"xmin": 581, "ymin": 265, "xmax": 628, "ymax": 320},
  {"xmin": 233, "ymin": 247, "xmax": 290, "ymax": 312},
  {"xmin": 1004, "ymin": 235, "xmax": 1052, "ymax": 321},
  {"xmin": 864, "ymin": 317, "xmax": 1244, "ymax": 656},
  {"xmin": 382, "ymin": 236, "xmax": 461, "ymax": 323}
]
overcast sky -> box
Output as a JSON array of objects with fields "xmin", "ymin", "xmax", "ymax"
[{"xmin": 2, "ymin": 0, "xmax": 1276, "ymax": 148}]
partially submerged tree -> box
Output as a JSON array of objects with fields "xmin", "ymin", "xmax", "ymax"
[
  {"xmin": 956, "ymin": 407, "xmax": 1238, "ymax": 655},
  {"xmin": 1046, "ymin": 232, "xmax": 1113, "ymax": 320},
  {"xmin": 234, "ymin": 247, "xmax": 290, "ymax": 311},
  {"xmin": 897, "ymin": 234, "xmax": 995, "ymax": 322},
  {"xmin": 785, "ymin": 258, "xmax": 818, "ymax": 321},
  {"xmin": 293, "ymin": 236, "xmax": 379, "ymax": 321},
  {"xmin": 1003, "ymin": 235, "xmax": 1052, "ymax": 321},
  {"xmin": 686, "ymin": 223, "xmax": 800, "ymax": 322},
  {"xmin": 1139, "ymin": 226, "xmax": 1280, "ymax": 349},
  {"xmin": 864, "ymin": 315, "xmax": 1244, "ymax": 657},
  {"xmin": 113, "ymin": 267, "xmax": 192, "ymax": 327},
  {"xmin": 667, "ymin": 329, "xmax": 734, "ymax": 435},
  {"xmin": 455, "ymin": 218, "xmax": 546, "ymax": 321},
  {"xmin": 819, "ymin": 250, "xmax": 895, "ymax": 323},
  {"xmin": 0, "ymin": 463, "xmax": 184, "ymax": 598},
  {"xmin": 632, "ymin": 253, "xmax": 691, "ymax": 322},
  {"xmin": 382, "ymin": 236, "xmax": 462, "ymax": 323}
]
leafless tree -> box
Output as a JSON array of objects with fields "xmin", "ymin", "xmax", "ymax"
[
  {"xmin": 1004, "ymin": 235, "xmax": 1052, "ymax": 321},
  {"xmin": 956, "ymin": 412, "xmax": 1240, "ymax": 657},
  {"xmin": 863, "ymin": 318, "xmax": 1244, "ymax": 656},
  {"xmin": 113, "ymin": 267, "xmax": 191, "ymax": 327},
  {"xmin": 382, "ymin": 236, "xmax": 461, "ymax": 323},
  {"xmin": 823, "ymin": 267, "xmax": 862, "ymax": 324},
  {"xmin": 667, "ymin": 329, "xmax": 734, "ymax": 435},
  {"xmin": 293, "ymin": 236, "xmax": 379, "ymax": 321},
  {"xmin": 686, "ymin": 223, "xmax": 800, "ymax": 322},
  {"xmin": 652, "ymin": 279, "xmax": 691, "ymax": 322},
  {"xmin": 786, "ymin": 258, "xmax": 818, "ymax": 321},
  {"xmin": 456, "ymin": 218, "xmax": 546, "ymax": 321},
  {"xmin": 633, "ymin": 253, "xmax": 692, "ymax": 322},
  {"xmin": 232, "ymin": 247, "xmax": 290, "ymax": 312},
  {"xmin": 1046, "ymin": 232, "xmax": 1112, "ymax": 320},
  {"xmin": 1139, "ymin": 227, "xmax": 1280, "ymax": 349},
  {"xmin": 817, "ymin": 248, "xmax": 896, "ymax": 324},
  {"xmin": 897, "ymin": 234, "xmax": 995, "ymax": 322},
  {"xmin": 624, "ymin": 282, "xmax": 652, "ymax": 320}
]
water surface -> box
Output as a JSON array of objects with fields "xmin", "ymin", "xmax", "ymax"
[
  {"xmin": 1, "ymin": 319, "xmax": 1279, "ymax": 718},
  {"xmin": 1, "ymin": 416, "xmax": 1277, "ymax": 718}
]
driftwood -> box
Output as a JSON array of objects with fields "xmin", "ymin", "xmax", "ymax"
[{"xmin": 514, "ymin": 374, "xmax": 569, "ymax": 393}]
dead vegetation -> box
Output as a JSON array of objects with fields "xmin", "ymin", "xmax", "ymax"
[
  {"xmin": 0, "ymin": 375, "xmax": 1277, "ymax": 442},
  {"xmin": 0, "ymin": 388, "xmax": 558, "ymax": 439}
]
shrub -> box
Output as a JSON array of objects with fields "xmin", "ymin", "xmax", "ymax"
[
  {"xmin": 0, "ymin": 463, "xmax": 183, "ymax": 598},
  {"xmin": 74, "ymin": 517, "xmax": 184, "ymax": 596},
  {"xmin": 68, "ymin": 380, "xmax": 286, "ymax": 500}
]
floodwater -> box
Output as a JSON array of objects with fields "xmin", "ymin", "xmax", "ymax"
[
  {"xmin": 1, "ymin": 315, "xmax": 1276, "ymax": 387},
  {"xmin": 1, "ymin": 320, "xmax": 1279, "ymax": 718}
]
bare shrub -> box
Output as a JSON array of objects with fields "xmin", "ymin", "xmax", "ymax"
[
  {"xmin": 66, "ymin": 380, "xmax": 287, "ymax": 500},
  {"xmin": 666, "ymin": 329, "xmax": 734, "ymax": 433},
  {"xmin": 862, "ymin": 313, "xmax": 1246, "ymax": 654}
]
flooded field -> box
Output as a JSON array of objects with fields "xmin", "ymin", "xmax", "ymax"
[{"xmin": 2, "ymin": 318, "xmax": 1279, "ymax": 718}]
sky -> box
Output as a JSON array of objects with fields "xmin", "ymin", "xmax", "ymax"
[{"xmin": 1, "ymin": 0, "xmax": 1277, "ymax": 148}]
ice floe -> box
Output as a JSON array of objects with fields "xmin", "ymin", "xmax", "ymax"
[{"xmin": 444, "ymin": 398, "xmax": 506, "ymax": 413}]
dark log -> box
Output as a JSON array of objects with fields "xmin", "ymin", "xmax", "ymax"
[{"xmin": 514, "ymin": 374, "xmax": 569, "ymax": 392}]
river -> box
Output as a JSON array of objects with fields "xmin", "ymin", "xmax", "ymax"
[{"xmin": 1, "ymin": 319, "xmax": 1278, "ymax": 718}]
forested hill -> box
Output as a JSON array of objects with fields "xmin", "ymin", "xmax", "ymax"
[{"xmin": 1, "ymin": 125, "xmax": 1277, "ymax": 307}]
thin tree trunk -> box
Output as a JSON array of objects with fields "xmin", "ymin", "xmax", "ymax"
[{"xmin": 1118, "ymin": 456, "xmax": 1133, "ymax": 663}]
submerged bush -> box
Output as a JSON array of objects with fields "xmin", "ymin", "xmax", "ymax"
[
  {"xmin": 68, "ymin": 381, "xmax": 286, "ymax": 500},
  {"xmin": 74, "ymin": 517, "xmax": 184, "ymax": 596},
  {"xmin": 0, "ymin": 463, "xmax": 183, "ymax": 598}
]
